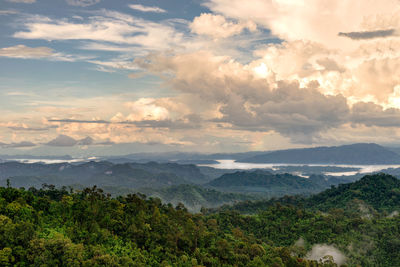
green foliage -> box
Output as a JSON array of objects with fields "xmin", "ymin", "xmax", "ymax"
[
  {"xmin": 207, "ymin": 170, "xmax": 346, "ymax": 197},
  {"xmin": 306, "ymin": 173, "xmax": 400, "ymax": 212},
  {"xmin": 0, "ymin": 173, "xmax": 399, "ymax": 266},
  {"xmin": 140, "ymin": 184, "xmax": 257, "ymax": 213},
  {"xmin": 0, "ymin": 185, "xmax": 335, "ymax": 267}
]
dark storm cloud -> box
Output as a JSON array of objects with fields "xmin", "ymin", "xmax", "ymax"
[{"xmin": 48, "ymin": 119, "xmax": 110, "ymax": 124}]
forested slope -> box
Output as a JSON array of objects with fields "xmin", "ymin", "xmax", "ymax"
[{"xmin": 0, "ymin": 174, "xmax": 399, "ymax": 266}]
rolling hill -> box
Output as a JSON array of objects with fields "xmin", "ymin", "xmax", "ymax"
[{"xmin": 217, "ymin": 173, "xmax": 400, "ymax": 214}]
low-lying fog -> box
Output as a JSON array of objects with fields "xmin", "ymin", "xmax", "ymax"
[{"xmin": 199, "ymin": 160, "xmax": 400, "ymax": 177}]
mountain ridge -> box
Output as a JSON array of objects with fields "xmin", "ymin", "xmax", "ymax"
[{"xmin": 239, "ymin": 143, "xmax": 400, "ymax": 164}]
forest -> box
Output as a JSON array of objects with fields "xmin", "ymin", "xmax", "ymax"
[{"xmin": 0, "ymin": 173, "xmax": 399, "ymax": 266}]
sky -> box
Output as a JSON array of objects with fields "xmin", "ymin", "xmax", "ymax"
[{"xmin": 1, "ymin": 0, "xmax": 400, "ymax": 156}]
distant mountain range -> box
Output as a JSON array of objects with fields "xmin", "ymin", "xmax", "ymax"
[
  {"xmin": 239, "ymin": 143, "xmax": 400, "ymax": 164},
  {"xmin": 0, "ymin": 161, "xmax": 209, "ymax": 189}
]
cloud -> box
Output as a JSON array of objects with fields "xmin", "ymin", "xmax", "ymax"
[
  {"xmin": 48, "ymin": 119, "xmax": 110, "ymax": 124},
  {"xmin": 48, "ymin": 112, "xmax": 200, "ymax": 130},
  {"xmin": 190, "ymin": 13, "xmax": 256, "ymax": 39},
  {"xmin": 204, "ymin": 0, "xmax": 400, "ymax": 49},
  {"xmin": 388, "ymin": 211, "xmax": 399, "ymax": 218},
  {"xmin": 87, "ymin": 59, "xmax": 139, "ymax": 71},
  {"xmin": 127, "ymin": 117, "xmax": 201, "ymax": 130},
  {"xmin": 122, "ymin": 98, "xmax": 170, "ymax": 121},
  {"xmin": 5, "ymin": 0, "xmax": 400, "ymax": 150},
  {"xmin": 46, "ymin": 135, "xmax": 78, "ymax": 147},
  {"xmin": 66, "ymin": 0, "xmax": 100, "ymax": 7},
  {"xmin": 0, "ymin": 45, "xmax": 90, "ymax": 62},
  {"xmin": 8, "ymin": 126, "xmax": 51, "ymax": 132},
  {"xmin": 136, "ymin": 51, "xmax": 350, "ymax": 141},
  {"xmin": 306, "ymin": 244, "xmax": 346, "ymax": 265},
  {"xmin": 0, "ymin": 45, "xmax": 54, "ymax": 59},
  {"xmin": 128, "ymin": 4, "xmax": 166, "ymax": 13},
  {"xmin": 351, "ymin": 102, "xmax": 400, "ymax": 127},
  {"xmin": 14, "ymin": 11, "xmax": 183, "ymax": 52},
  {"xmin": 1, "ymin": 141, "xmax": 36, "ymax": 148},
  {"xmin": 135, "ymin": 44, "xmax": 400, "ymax": 144},
  {"xmin": 339, "ymin": 29, "xmax": 397, "ymax": 40},
  {"xmin": 0, "ymin": 10, "xmax": 19, "ymax": 15},
  {"xmin": 6, "ymin": 0, "xmax": 35, "ymax": 3}
]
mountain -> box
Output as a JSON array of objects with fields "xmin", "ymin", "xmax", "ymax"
[
  {"xmin": 307, "ymin": 173, "xmax": 400, "ymax": 212},
  {"xmin": 128, "ymin": 161, "xmax": 209, "ymax": 184},
  {"xmin": 84, "ymin": 163, "xmax": 188, "ymax": 188},
  {"xmin": 0, "ymin": 161, "xmax": 211, "ymax": 190},
  {"xmin": 217, "ymin": 173, "xmax": 400, "ymax": 214},
  {"xmin": 207, "ymin": 170, "xmax": 349, "ymax": 196},
  {"xmin": 240, "ymin": 143, "xmax": 400, "ymax": 164}
]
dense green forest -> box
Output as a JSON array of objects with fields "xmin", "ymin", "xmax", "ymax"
[
  {"xmin": 217, "ymin": 173, "xmax": 400, "ymax": 215},
  {"xmin": 0, "ymin": 173, "xmax": 399, "ymax": 266}
]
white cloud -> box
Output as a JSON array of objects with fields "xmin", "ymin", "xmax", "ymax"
[
  {"xmin": 0, "ymin": 10, "xmax": 19, "ymax": 15},
  {"xmin": 5, "ymin": 0, "xmax": 400, "ymax": 149},
  {"xmin": 66, "ymin": 0, "xmax": 100, "ymax": 7},
  {"xmin": 6, "ymin": 0, "xmax": 35, "ymax": 3},
  {"xmin": 14, "ymin": 12, "xmax": 183, "ymax": 51},
  {"xmin": 87, "ymin": 59, "xmax": 138, "ymax": 71},
  {"xmin": 205, "ymin": 0, "xmax": 400, "ymax": 49},
  {"xmin": 136, "ymin": 45, "xmax": 400, "ymax": 144},
  {"xmin": 115, "ymin": 98, "xmax": 171, "ymax": 122},
  {"xmin": 190, "ymin": 13, "xmax": 256, "ymax": 39},
  {"xmin": 128, "ymin": 4, "xmax": 166, "ymax": 13}
]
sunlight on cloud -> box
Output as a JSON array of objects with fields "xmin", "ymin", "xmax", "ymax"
[
  {"xmin": 4, "ymin": 0, "xmax": 400, "ymax": 149},
  {"xmin": 0, "ymin": 45, "xmax": 88, "ymax": 61},
  {"xmin": 128, "ymin": 4, "xmax": 166, "ymax": 13},
  {"xmin": 190, "ymin": 13, "xmax": 256, "ymax": 39},
  {"xmin": 14, "ymin": 12, "xmax": 183, "ymax": 51}
]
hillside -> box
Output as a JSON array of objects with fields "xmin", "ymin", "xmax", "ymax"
[
  {"xmin": 207, "ymin": 170, "xmax": 349, "ymax": 196},
  {"xmin": 240, "ymin": 143, "xmax": 400, "ymax": 164},
  {"xmin": 217, "ymin": 173, "xmax": 400, "ymax": 214},
  {"xmin": 307, "ymin": 173, "xmax": 400, "ymax": 212},
  {"xmin": 1, "ymin": 180, "xmax": 399, "ymax": 266},
  {"xmin": 140, "ymin": 184, "xmax": 257, "ymax": 212}
]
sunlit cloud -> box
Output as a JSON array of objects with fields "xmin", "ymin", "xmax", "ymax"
[
  {"xmin": 3, "ymin": 0, "xmax": 400, "ymax": 153},
  {"xmin": 128, "ymin": 4, "xmax": 166, "ymax": 13}
]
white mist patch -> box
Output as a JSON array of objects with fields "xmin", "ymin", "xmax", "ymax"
[
  {"xmin": 388, "ymin": 211, "xmax": 399, "ymax": 218},
  {"xmin": 306, "ymin": 244, "xmax": 346, "ymax": 265},
  {"xmin": 294, "ymin": 237, "xmax": 305, "ymax": 247},
  {"xmin": 201, "ymin": 160, "xmax": 400, "ymax": 173}
]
